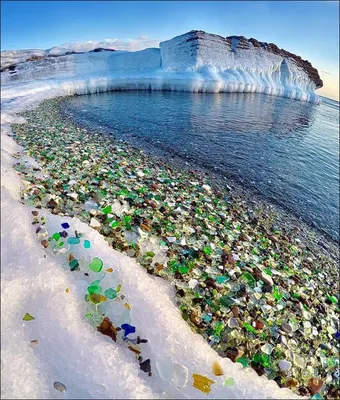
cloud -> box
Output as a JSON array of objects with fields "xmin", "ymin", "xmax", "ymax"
[
  {"xmin": 58, "ymin": 36, "xmax": 160, "ymax": 53},
  {"xmin": 321, "ymin": 70, "xmax": 331, "ymax": 75}
]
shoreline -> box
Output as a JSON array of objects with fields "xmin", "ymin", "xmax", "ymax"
[
  {"xmin": 59, "ymin": 93, "xmax": 339, "ymax": 246},
  {"xmin": 60, "ymin": 96, "xmax": 339, "ymax": 256},
  {"xmin": 9, "ymin": 97, "xmax": 340, "ymax": 398}
]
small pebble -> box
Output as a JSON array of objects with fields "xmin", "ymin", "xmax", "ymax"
[
  {"xmin": 212, "ymin": 360, "xmax": 224, "ymax": 376},
  {"xmin": 53, "ymin": 382, "xmax": 66, "ymax": 393},
  {"xmin": 278, "ymin": 360, "xmax": 292, "ymax": 372}
]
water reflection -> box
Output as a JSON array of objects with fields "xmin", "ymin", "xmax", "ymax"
[
  {"xmin": 187, "ymin": 92, "xmax": 315, "ymax": 136},
  {"xmin": 61, "ymin": 91, "xmax": 338, "ymax": 240}
]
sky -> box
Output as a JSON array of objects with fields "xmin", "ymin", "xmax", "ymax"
[{"xmin": 1, "ymin": 1, "xmax": 339, "ymax": 100}]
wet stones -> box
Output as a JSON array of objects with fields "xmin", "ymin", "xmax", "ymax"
[{"xmin": 280, "ymin": 322, "xmax": 293, "ymax": 334}]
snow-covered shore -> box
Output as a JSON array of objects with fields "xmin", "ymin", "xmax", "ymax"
[
  {"xmin": 1, "ymin": 30, "xmax": 327, "ymax": 399},
  {"xmin": 1, "ymin": 97, "xmax": 304, "ymax": 400}
]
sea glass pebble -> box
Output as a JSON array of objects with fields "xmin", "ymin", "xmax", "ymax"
[
  {"xmin": 23, "ymin": 313, "xmax": 35, "ymax": 321},
  {"xmin": 61, "ymin": 222, "xmax": 70, "ymax": 229},
  {"xmin": 224, "ymin": 377, "xmax": 235, "ymax": 387},
  {"xmin": 67, "ymin": 237, "xmax": 80, "ymax": 245},
  {"xmin": 84, "ymin": 240, "xmax": 90, "ymax": 249},
  {"xmin": 53, "ymin": 382, "xmax": 66, "ymax": 393},
  {"xmin": 121, "ymin": 323, "xmax": 136, "ymax": 336},
  {"xmin": 89, "ymin": 294, "xmax": 107, "ymax": 304},
  {"xmin": 69, "ymin": 259, "xmax": 79, "ymax": 271},
  {"xmin": 212, "ymin": 360, "xmax": 224, "ymax": 376},
  {"xmin": 104, "ymin": 288, "xmax": 117, "ymax": 299},
  {"xmin": 52, "ymin": 232, "xmax": 60, "ymax": 241},
  {"xmin": 89, "ymin": 257, "xmax": 103, "ymax": 272},
  {"xmin": 192, "ymin": 373, "xmax": 214, "ymax": 394},
  {"xmin": 174, "ymin": 363, "xmax": 188, "ymax": 388},
  {"xmin": 156, "ymin": 358, "xmax": 174, "ymax": 381}
]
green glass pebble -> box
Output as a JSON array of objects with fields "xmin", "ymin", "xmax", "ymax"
[
  {"xmin": 253, "ymin": 353, "xmax": 271, "ymax": 367},
  {"xmin": 214, "ymin": 321, "xmax": 224, "ymax": 336},
  {"xmin": 52, "ymin": 232, "xmax": 61, "ymax": 241},
  {"xmin": 252, "ymin": 247, "xmax": 260, "ymax": 255},
  {"xmin": 67, "ymin": 237, "xmax": 80, "ymax": 245},
  {"xmin": 178, "ymin": 266, "xmax": 189, "ymax": 274},
  {"xmin": 243, "ymin": 322, "xmax": 257, "ymax": 334},
  {"xmin": 241, "ymin": 272, "xmax": 256, "ymax": 287},
  {"xmin": 220, "ymin": 296, "xmax": 234, "ymax": 308},
  {"xmin": 224, "ymin": 377, "xmax": 235, "ymax": 387},
  {"xmin": 104, "ymin": 288, "xmax": 117, "ymax": 299},
  {"xmin": 89, "ymin": 257, "xmax": 103, "ymax": 272},
  {"xmin": 236, "ymin": 357, "xmax": 249, "ymax": 367},
  {"xmin": 84, "ymin": 240, "xmax": 90, "ymax": 249},
  {"xmin": 116, "ymin": 284, "xmax": 121, "ymax": 293},
  {"xmin": 23, "ymin": 313, "xmax": 35, "ymax": 321},
  {"xmin": 85, "ymin": 313, "xmax": 93, "ymax": 318},
  {"xmin": 203, "ymin": 246, "xmax": 212, "ymax": 255},
  {"xmin": 87, "ymin": 284, "xmax": 102, "ymax": 295},
  {"xmin": 102, "ymin": 205, "xmax": 112, "ymax": 214},
  {"xmin": 329, "ymin": 295, "xmax": 338, "ymax": 304}
]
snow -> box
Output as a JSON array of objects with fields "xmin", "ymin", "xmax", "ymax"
[
  {"xmin": 1, "ymin": 30, "xmax": 311, "ymax": 399},
  {"xmin": 1, "ymin": 37, "xmax": 160, "ymax": 69},
  {"xmin": 1, "ymin": 31, "xmax": 320, "ymax": 103}
]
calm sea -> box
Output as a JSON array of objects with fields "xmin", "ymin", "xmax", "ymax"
[{"xmin": 61, "ymin": 92, "xmax": 339, "ymax": 241}]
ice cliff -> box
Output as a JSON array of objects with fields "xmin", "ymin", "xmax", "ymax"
[{"xmin": 1, "ymin": 30, "xmax": 322, "ymax": 103}]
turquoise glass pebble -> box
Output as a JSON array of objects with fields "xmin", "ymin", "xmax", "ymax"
[
  {"xmin": 67, "ymin": 237, "xmax": 80, "ymax": 245},
  {"xmin": 84, "ymin": 240, "xmax": 91, "ymax": 249},
  {"xmin": 104, "ymin": 288, "xmax": 117, "ymax": 299},
  {"xmin": 69, "ymin": 259, "xmax": 79, "ymax": 271},
  {"xmin": 217, "ymin": 276, "xmax": 229, "ymax": 284}
]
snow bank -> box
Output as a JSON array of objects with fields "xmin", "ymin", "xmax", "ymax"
[{"xmin": 1, "ymin": 30, "xmax": 320, "ymax": 103}]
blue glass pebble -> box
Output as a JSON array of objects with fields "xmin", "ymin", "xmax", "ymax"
[
  {"xmin": 121, "ymin": 323, "xmax": 136, "ymax": 337},
  {"xmin": 67, "ymin": 237, "xmax": 80, "ymax": 245},
  {"xmin": 61, "ymin": 222, "xmax": 70, "ymax": 229},
  {"xmin": 335, "ymin": 331, "xmax": 340, "ymax": 340}
]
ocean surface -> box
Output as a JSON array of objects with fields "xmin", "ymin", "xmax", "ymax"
[{"xmin": 61, "ymin": 92, "xmax": 339, "ymax": 241}]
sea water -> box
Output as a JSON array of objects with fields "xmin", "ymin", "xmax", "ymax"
[{"xmin": 61, "ymin": 91, "xmax": 339, "ymax": 241}]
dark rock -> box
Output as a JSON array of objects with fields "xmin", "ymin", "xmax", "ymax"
[
  {"xmin": 139, "ymin": 359, "xmax": 151, "ymax": 373},
  {"xmin": 90, "ymin": 48, "xmax": 116, "ymax": 53},
  {"xmin": 226, "ymin": 347, "xmax": 239, "ymax": 362}
]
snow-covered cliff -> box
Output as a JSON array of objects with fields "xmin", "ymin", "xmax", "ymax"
[
  {"xmin": 160, "ymin": 31, "xmax": 321, "ymax": 102},
  {"xmin": 1, "ymin": 30, "xmax": 322, "ymax": 103}
]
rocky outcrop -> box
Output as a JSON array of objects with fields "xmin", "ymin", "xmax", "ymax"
[
  {"xmin": 226, "ymin": 34, "xmax": 322, "ymax": 88},
  {"xmin": 182, "ymin": 30, "xmax": 322, "ymax": 89},
  {"xmin": 1, "ymin": 30, "xmax": 322, "ymax": 104}
]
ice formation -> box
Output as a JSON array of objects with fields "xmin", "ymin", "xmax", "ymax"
[
  {"xmin": 1, "ymin": 30, "xmax": 318, "ymax": 399},
  {"xmin": 1, "ymin": 30, "xmax": 322, "ymax": 103}
]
